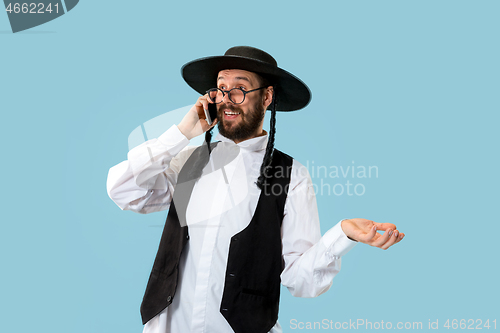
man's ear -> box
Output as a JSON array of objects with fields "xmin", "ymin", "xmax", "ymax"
[{"xmin": 262, "ymin": 86, "xmax": 274, "ymax": 109}]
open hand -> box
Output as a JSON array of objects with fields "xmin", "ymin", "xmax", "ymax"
[{"xmin": 341, "ymin": 218, "xmax": 404, "ymax": 250}]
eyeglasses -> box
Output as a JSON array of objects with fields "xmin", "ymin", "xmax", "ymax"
[{"xmin": 206, "ymin": 87, "xmax": 267, "ymax": 104}]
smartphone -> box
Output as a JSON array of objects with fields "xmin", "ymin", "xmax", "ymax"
[{"xmin": 204, "ymin": 102, "xmax": 218, "ymax": 125}]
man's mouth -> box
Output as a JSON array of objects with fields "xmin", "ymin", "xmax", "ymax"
[{"xmin": 223, "ymin": 110, "xmax": 241, "ymax": 120}]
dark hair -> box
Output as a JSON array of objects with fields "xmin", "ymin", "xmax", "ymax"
[
  {"xmin": 204, "ymin": 127, "xmax": 214, "ymax": 154},
  {"xmin": 253, "ymin": 73, "xmax": 276, "ymax": 190},
  {"xmin": 255, "ymin": 90, "xmax": 276, "ymax": 190},
  {"xmin": 256, "ymin": 74, "xmax": 272, "ymax": 92}
]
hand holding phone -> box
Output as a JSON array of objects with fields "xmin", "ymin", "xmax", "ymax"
[
  {"xmin": 178, "ymin": 96, "xmax": 217, "ymax": 140},
  {"xmin": 204, "ymin": 102, "xmax": 218, "ymax": 126}
]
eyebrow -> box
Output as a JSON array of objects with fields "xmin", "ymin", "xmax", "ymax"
[{"xmin": 217, "ymin": 76, "xmax": 251, "ymax": 83}]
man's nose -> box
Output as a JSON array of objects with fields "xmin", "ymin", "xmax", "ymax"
[{"xmin": 222, "ymin": 91, "xmax": 233, "ymax": 105}]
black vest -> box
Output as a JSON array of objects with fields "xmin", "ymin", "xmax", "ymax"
[{"xmin": 140, "ymin": 143, "xmax": 293, "ymax": 333}]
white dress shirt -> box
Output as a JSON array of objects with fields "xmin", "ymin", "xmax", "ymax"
[{"xmin": 106, "ymin": 125, "xmax": 357, "ymax": 333}]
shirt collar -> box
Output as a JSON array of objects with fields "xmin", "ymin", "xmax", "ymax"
[{"xmin": 214, "ymin": 131, "xmax": 269, "ymax": 152}]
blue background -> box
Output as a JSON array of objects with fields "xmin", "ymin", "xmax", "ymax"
[{"xmin": 1, "ymin": 1, "xmax": 498, "ymax": 332}]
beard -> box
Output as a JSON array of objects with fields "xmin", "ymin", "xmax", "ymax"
[{"xmin": 217, "ymin": 101, "xmax": 265, "ymax": 142}]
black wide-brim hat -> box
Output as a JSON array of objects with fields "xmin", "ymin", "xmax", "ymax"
[{"xmin": 181, "ymin": 46, "xmax": 311, "ymax": 112}]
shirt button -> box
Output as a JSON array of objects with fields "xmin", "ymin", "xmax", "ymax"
[
  {"xmin": 229, "ymin": 273, "xmax": 236, "ymax": 277},
  {"xmin": 186, "ymin": 235, "xmax": 190, "ymax": 240},
  {"xmin": 232, "ymin": 237, "xmax": 238, "ymax": 241},
  {"xmin": 167, "ymin": 296, "xmax": 172, "ymax": 302},
  {"xmin": 221, "ymin": 308, "xmax": 228, "ymax": 312}
]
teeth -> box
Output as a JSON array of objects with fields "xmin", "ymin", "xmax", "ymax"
[{"xmin": 225, "ymin": 111, "xmax": 240, "ymax": 115}]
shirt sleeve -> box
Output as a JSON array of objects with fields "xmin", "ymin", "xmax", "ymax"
[
  {"xmin": 106, "ymin": 125, "xmax": 195, "ymax": 214},
  {"xmin": 280, "ymin": 159, "xmax": 357, "ymax": 298}
]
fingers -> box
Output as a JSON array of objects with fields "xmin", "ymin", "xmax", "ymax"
[
  {"xmin": 379, "ymin": 230, "xmax": 405, "ymax": 250},
  {"xmin": 195, "ymin": 94, "xmax": 218, "ymax": 126},
  {"xmin": 380, "ymin": 229, "xmax": 399, "ymax": 250},
  {"xmin": 357, "ymin": 224, "xmax": 378, "ymax": 243},
  {"xmin": 374, "ymin": 222, "xmax": 397, "ymax": 231},
  {"xmin": 201, "ymin": 100, "xmax": 219, "ymax": 132},
  {"xmin": 395, "ymin": 232, "xmax": 405, "ymax": 244},
  {"xmin": 350, "ymin": 219, "xmax": 405, "ymax": 250},
  {"xmin": 180, "ymin": 95, "xmax": 219, "ymax": 140},
  {"xmin": 371, "ymin": 228, "xmax": 394, "ymax": 248},
  {"xmin": 201, "ymin": 117, "xmax": 218, "ymax": 132},
  {"xmin": 195, "ymin": 95, "xmax": 210, "ymax": 119},
  {"xmin": 342, "ymin": 218, "xmax": 405, "ymax": 250}
]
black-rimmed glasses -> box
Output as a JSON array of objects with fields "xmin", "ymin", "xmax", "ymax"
[{"xmin": 206, "ymin": 87, "xmax": 267, "ymax": 104}]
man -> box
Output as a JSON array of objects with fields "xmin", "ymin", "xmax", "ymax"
[{"xmin": 106, "ymin": 46, "xmax": 404, "ymax": 333}]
